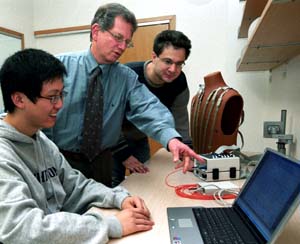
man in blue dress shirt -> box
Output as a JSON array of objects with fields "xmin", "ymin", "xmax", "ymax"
[{"xmin": 43, "ymin": 3, "xmax": 203, "ymax": 186}]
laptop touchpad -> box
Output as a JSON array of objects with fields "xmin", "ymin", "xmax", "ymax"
[{"xmin": 178, "ymin": 218, "xmax": 193, "ymax": 228}]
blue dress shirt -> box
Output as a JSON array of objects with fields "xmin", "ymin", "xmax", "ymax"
[{"xmin": 43, "ymin": 49, "xmax": 180, "ymax": 152}]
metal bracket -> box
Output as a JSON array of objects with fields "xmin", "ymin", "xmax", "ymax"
[{"xmin": 263, "ymin": 121, "xmax": 283, "ymax": 138}]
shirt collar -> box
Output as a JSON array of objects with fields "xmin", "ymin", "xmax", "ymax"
[
  {"xmin": 87, "ymin": 48, "xmax": 100, "ymax": 74},
  {"xmin": 144, "ymin": 60, "xmax": 164, "ymax": 88},
  {"xmin": 87, "ymin": 48, "xmax": 114, "ymax": 75}
]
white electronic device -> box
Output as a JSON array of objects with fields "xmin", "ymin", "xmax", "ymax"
[
  {"xmin": 193, "ymin": 152, "xmax": 240, "ymax": 181},
  {"xmin": 197, "ymin": 181, "xmax": 240, "ymax": 195}
]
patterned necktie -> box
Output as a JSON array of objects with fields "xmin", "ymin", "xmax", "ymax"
[{"xmin": 81, "ymin": 67, "xmax": 103, "ymax": 161}]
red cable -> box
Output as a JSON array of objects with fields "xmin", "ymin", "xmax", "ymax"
[
  {"xmin": 165, "ymin": 169, "xmax": 237, "ymax": 200},
  {"xmin": 175, "ymin": 184, "xmax": 236, "ymax": 200}
]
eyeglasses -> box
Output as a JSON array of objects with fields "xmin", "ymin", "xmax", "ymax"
[
  {"xmin": 38, "ymin": 91, "xmax": 67, "ymax": 104},
  {"xmin": 158, "ymin": 57, "xmax": 185, "ymax": 69},
  {"xmin": 106, "ymin": 30, "xmax": 134, "ymax": 48}
]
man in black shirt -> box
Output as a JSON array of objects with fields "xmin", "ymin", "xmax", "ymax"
[{"xmin": 112, "ymin": 30, "xmax": 192, "ymax": 186}]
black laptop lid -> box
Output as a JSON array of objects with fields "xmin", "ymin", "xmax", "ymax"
[{"xmin": 235, "ymin": 148, "xmax": 300, "ymax": 241}]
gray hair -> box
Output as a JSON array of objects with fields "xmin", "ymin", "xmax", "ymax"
[{"xmin": 90, "ymin": 3, "xmax": 137, "ymax": 41}]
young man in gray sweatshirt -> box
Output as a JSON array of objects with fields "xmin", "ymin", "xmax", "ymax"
[{"xmin": 0, "ymin": 48, "xmax": 154, "ymax": 244}]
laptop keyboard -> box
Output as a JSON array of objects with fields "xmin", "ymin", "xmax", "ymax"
[{"xmin": 193, "ymin": 207, "xmax": 258, "ymax": 244}]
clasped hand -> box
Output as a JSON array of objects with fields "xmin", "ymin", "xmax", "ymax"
[{"xmin": 116, "ymin": 196, "xmax": 154, "ymax": 236}]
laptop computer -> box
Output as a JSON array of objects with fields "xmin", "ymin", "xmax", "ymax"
[{"xmin": 167, "ymin": 148, "xmax": 300, "ymax": 244}]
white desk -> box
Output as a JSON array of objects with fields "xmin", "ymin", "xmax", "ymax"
[{"xmin": 107, "ymin": 149, "xmax": 300, "ymax": 244}]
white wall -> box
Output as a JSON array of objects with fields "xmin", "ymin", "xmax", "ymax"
[
  {"xmin": 0, "ymin": 0, "xmax": 35, "ymax": 109},
  {"xmin": 2, "ymin": 0, "xmax": 300, "ymax": 158},
  {"xmin": 0, "ymin": 0, "xmax": 35, "ymax": 47}
]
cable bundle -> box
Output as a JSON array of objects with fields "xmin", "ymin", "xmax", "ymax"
[{"xmin": 166, "ymin": 169, "xmax": 239, "ymax": 205}]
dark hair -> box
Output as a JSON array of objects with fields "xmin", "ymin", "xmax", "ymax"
[
  {"xmin": 90, "ymin": 3, "xmax": 137, "ymax": 41},
  {"xmin": 0, "ymin": 48, "xmax": 66, "ymax": 113},
  {"xmin": 153, "ymin": 30, "xmax": 192, "ymax": 60}
]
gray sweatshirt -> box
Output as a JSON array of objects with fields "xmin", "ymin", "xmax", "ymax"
[{"xmin": 0, "ymin": 117, "xmax": 130, "ymax": 244}]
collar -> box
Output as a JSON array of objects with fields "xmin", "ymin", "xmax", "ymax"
[
  {"xmin": 87, "ymin": 48, "xmax": 114, "ymax": 75},
  {"xmin": 143, "ymin": 60, "xmax": 164, "ymax": 88}
]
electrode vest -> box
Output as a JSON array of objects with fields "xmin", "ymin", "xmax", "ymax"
[{"xmin": 191, "ymin": 71, "xmax": 244, "ymax": 154}]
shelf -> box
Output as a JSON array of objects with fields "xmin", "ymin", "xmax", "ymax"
[
  {"xmin": 237, "ymin": 0, "xmax": 300, "ymax": 72},
  {"xmin": 238, "ymin": 0, "xmax": 269, "ymax": 38}
]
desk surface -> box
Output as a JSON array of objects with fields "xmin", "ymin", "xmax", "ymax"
[{"xmin": 107, "ymin": 149, "xmax": 300, "ymax": 244}]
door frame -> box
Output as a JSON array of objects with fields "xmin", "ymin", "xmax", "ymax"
[{"xmin": 34, "ymin": 15, "xmax": 176, "ymax": 37}]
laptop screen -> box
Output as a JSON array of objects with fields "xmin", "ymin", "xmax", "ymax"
[{"xmin": 235, "ymin": 149, "xmax": 300, "ymax": 241}]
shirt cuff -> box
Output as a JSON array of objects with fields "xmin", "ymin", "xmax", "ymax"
[
  {"xmin": 105, "ymin": 215, "xmax": 123, "ymax": 238},
  {"xmin": 159, "ymin": 128, "xmax": 181, "ymax": 149}
]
